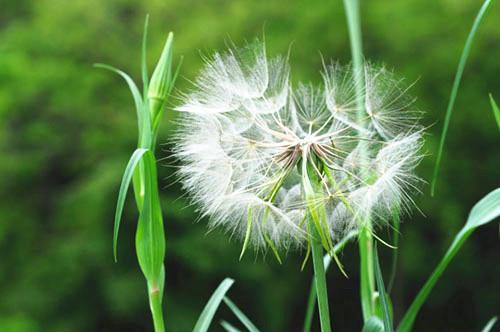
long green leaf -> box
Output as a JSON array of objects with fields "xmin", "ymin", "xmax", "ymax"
[
  {"xmin": 221, "ymin": 320, "xmax": 242, "ymax": 332},
  {"xmin": 193, "ymin": 278, "xmax": 235, "ymax": 332},
  {"xmin": 93, "ymin": 63, "xmax": 144, "ymax": 138},
  {"xmin": 397, "ymin": 188, "xmax": 500, "ymax": 332},
  {"xmin": 112, "ymin": 148, "xmax": 149, "ymax": 261},
  {"xmin": 488, "ymin": 94, "xmax": 500, "ymax": 131},
  {"xmin": 431, "ymin": 0, "xmax": 493, "ymax": 196},
  {"xmin": 223, "ymin": 297, "xmax": 260, "ymax": 332},
  {"xmin": 374, "ymin": 244, "xmax": 393, "ymax": 332},
  {"xmin": 481, "ymin": 316, "xmax": 498, "ymax": 332}
]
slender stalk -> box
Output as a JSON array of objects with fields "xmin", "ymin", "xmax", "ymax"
[
  {"xmin": 358, "ymin": 227, "xmax": 375, "ymax": 320},
  {"xmin": 342, "ymin": 0, "xmax": 375, "ymax": 321},
  {"xmin": 150, "ymin": 288, "xmax": 165, "ymax": 332},
  {"xmin": 302, "ymin": 280, "xmax": 317, "ymax": 332},
  {"xmin": 308, "ymin": 220, "xmax": 332, "ymax": 332},
  {"xmin": 303, "ymin": 231, "xmax": 358, "ymax": 332}
]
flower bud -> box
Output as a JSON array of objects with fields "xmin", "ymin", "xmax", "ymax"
[{"xmin": 148, "ymin": 32, "xmax": 174, "ymax": 128}]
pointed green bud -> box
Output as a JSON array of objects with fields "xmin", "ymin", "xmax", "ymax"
[{"xmin": 148, "ymin": 32, "xmax": 174, "ymax": 130}]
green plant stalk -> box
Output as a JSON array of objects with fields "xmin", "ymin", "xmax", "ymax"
[
  {"xmin": 358, "ymin": 226, "xmax": 375, "ymax": 320},
  {"xmin": 303, "ymin": 231, "xmax": 358, "ymax": 332},
  {"xmin": 342, "ymin": 0, "xmax": 375, "ymax": 321},
  {"xmin": 149, "ymin": 285, "xmax": 165, "ymax": 332},
  {"xmin": 308, "ymin": 219, "xmax": 332, "ymax": 332},
  {"xmin": 101, "ymin": 19, "xmax": 178, "ymax": 331}
]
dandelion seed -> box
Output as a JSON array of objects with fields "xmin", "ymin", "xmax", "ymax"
[{"xmin": 174, "ymin": 40, "xmax": 423, "ymax": 253}]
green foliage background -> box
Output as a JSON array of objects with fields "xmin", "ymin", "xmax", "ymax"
[{"xmin": 0, "ymin": 0, "xmax": 498, "ymax": 331}]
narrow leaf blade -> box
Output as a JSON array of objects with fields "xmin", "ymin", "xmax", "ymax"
[
  {"xmin": 223, "ymin": 297, "xmax": 260, "ymax": 332},
  {"xmin": 481, "ymin": 316, "xmax": 498, "ymax": 332},
  {"xmin": 113, "ymin": 148, "xmax": 149, "ymax": 261},
  {"xmin": 465, "ymin": 187, "xmax": 500, "ymax": 230},
  {"xmin": 431, "ymin": 0, "xmax": 493, "ymax": 195},
  {"xmin": 193, "ymin": 278, "xmax": 235, "ymax": 332},
  {"xmin": 374, "ymin": 244, "xmax": 393, "ymax": 332},
  {"xmin": 93, "ymin": 63, "xmax": 144, "ymax": 135},
  {"xmin": 220, "ymin": 320, "xmax": 242, "ymax": 332},
  {"xmin": 397, "ymin": 188, "xmax": 500, "ymax": 332},
  {"xmin": 489, "ymin": 94, "xmax": 500, "ymax": 131}
]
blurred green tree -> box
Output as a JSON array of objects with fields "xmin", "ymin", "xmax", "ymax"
[{"xmin": 0, "ymin": 0, "xmax": 498, "ymax": 331}]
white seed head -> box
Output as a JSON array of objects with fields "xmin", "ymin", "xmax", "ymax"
[{"xmin": 173, "ymin": 41, "xmax": 424, "ymax": 252}]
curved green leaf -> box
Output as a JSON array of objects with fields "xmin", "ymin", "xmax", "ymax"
[
  {"xmin": 221, "ymin": 320, "xmax": 242, "ymax": 332},
  {"xmin": 223, "ymin": 297, "xmax": 260, "ymax": 332},
  {"xmin": 465, "ymin": 188, "xmax": 500, "ymax": 230},
  {"xmin": 481, "ymin": 316, "xmax": 498, "ymax": 332},
  {"xmin": 193, "ymin": 278, "xmax": 235, "ymax": 332},
  {"xmin": 112, "ymin": 148, "xmax": 149, "ymax": 261},
  {"xmin": 431, "ymin": 0, "xmax": 494, "ymax": 196},
  {"xmin": 489, "ymin": 94, "xmax": 500, "ymax": 131},
  {"xmin": 397, "ymin": 188, "xmax": 500, "ymax": 332},
  {"xmin": 93, "ymin": 63, "xmax": 144, "ymax": 138}
]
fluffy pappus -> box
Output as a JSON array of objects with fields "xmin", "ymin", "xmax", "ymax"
[{"xmin": 173, "ymin": 40, "xmax": 424, "ymax": 254}]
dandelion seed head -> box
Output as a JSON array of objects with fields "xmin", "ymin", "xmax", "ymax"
[{"xmin": 174, "ymin": 40, "xmax": 424, "ymax": 252}]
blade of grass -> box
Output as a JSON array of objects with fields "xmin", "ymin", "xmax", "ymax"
[
  {"xmin": 223, "ymin": 297, "xmax": 260, "ymax": 332},
  {"xmin": 374, "ymin": 244, "xmax": 393, "ymax": 332},
  {"xmin": 93, "ymin": 63, "xmax": 145, "ymax": 138},
  {"xmin": 397, "ymin": 188, "xmax": 500, "ymax": 332},
  {"xmin": 488, "ymin": 94, "xmax": 500, "ymax": 131},
  {"xmin": 481, "ymin": 316, "xmax": 498, "ymax": 332},
  {"xmin": 221, "ymin": 320, "xmax": 242, "ymax": 332},
  {"xmin": 112, "ymin": 148, "xmax": 149, "ymax": 261},
  {"xmin": 430, "ymin": 0, "xmax": 494, "ymax": 196},
  {"xmin": 193, "ymin": 278, "xmax": 235, "ymax": 332}
]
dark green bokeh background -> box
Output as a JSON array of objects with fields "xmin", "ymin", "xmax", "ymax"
[{"xmin": 0, "ymin": 0, "xmax": 498, "ymax": 331}]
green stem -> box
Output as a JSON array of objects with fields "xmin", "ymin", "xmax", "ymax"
[
  {"xmin": 309, "ymin": 220, "xmax": 332, "ymax": 332},
  {"xmin": 342, "ymin": 0, "xmax": 376, "ymax": 322},
  {"xmin": 302, "ymin": 280, "xmax": 317, "ymax": 332},
  {"xmin": 359, "ymin": 226, "xmax": 375, "ymax": 321},
  {"xmin": 303, "ymin": 231, "xmax": 358, "ymax": 332},
  {"xmin": 149, "ymin": 287, "xmax": 165, "ymax": 332}
]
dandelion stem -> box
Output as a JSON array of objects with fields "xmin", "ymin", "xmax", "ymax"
[
  {"xmin": 342, "ymin": 0, "xmax": 377, "ymax": 321},
  {"xmin": 359, "ymin": 226, "xmax": 375, "ymax": 320},
  {"xmin": 303, "ymin": 230, "xmax": 358, "ymax": 332},
  {"xmin": 308, "ymin": 219, "xmax": 333, "ymax": 332}
]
